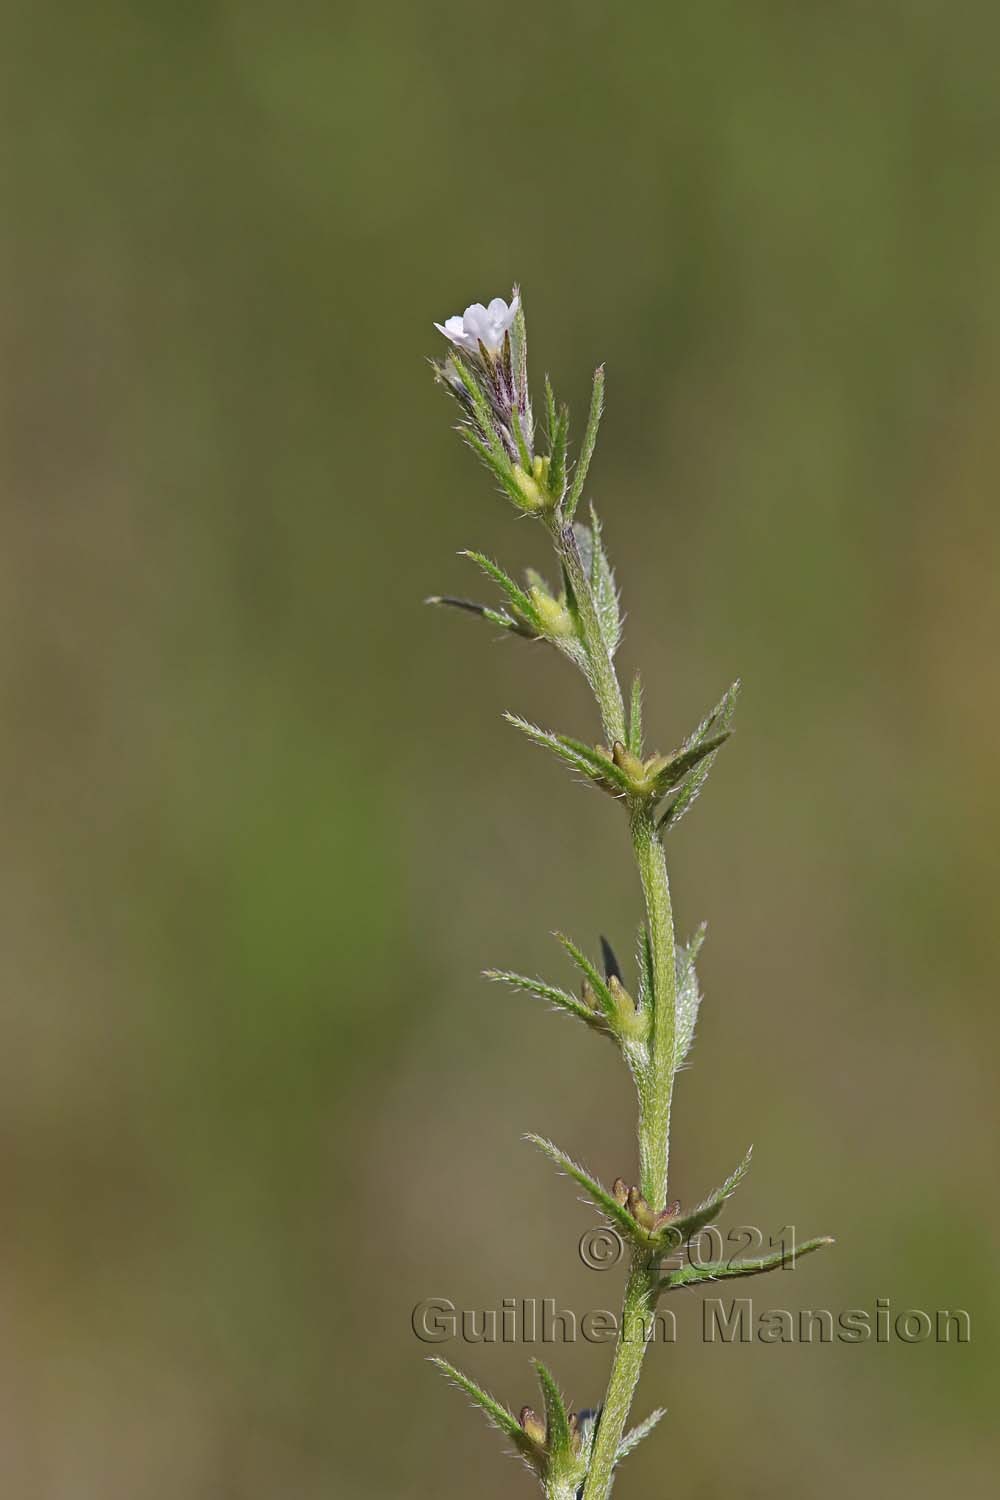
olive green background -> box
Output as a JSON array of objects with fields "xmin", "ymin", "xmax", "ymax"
[{"xmin": 3, "ymin": 2, "xmax": 998, "ymax": 1496}]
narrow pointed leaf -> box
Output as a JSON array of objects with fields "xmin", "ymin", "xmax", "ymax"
[
  {"xmin": 549, "ymin": 405, "xmax": 570, "ymax": 502},
  {"xmin": 656, "ymin": 1146, "xmax": 753, "ymax": 1249},
  {"xmin": 572, "ymin": 508, "xmax": 621, "ymax": 657},
  {"xmin": 544, "ymin": 375, "xmax": 557, "ymax": 444},
  {"xmin": 461, "ymin": 552, "xmax": 542, "ymax": 630},
  {"xmin": 550, "ymin": 731, "xmax": 634, "ymax": 793},
  {"xmin": 510, "ymin": 366, "xmax": 533, "ymax": 472},
  {"xmin": 616, "ymin": 1408, "xmax": 667, "ymax": 1460},
  {"xmin": 587, "ymin": 506, "xmax": 620, "ymax": 651},
  {"xmin": 565, "ymin": 365, "xmax": 604, "ymax": 520},
  {"xmin": 484, "ymin": 970, "xmax": 606, "ymax": 1030},
  {"xmin": 526, "ymin": 1134, "xmax": 644, "ymax": 1244},
  {"xmin": 681, "ymin": 679, "xmax": 741, "ymax": 754},
  {"xmin": 503, "ymin": 714, "xmax": 608, "ymax": 785},
  {"xmin": 461, "ymin": 429, "xmax": 531, "ymax": 508},
  {"xmin": 660, "ymin": 681, "xmax": 741, "ymax": 832},
  {"xmin": 426, "ymin": 595, "xmax": 532, "ymax": 637},
  {"xmin": 660, "ymin": 1236, "xmax": 834, "ymax": 1292},
  {"xmin": 652, "ymin": 732, "xmax": 731, "ymax": 795},
  {"xmin": 674, "ymin": 921, "xmax": 707, "ymax": 1068},
  {"xmin": 533, "ymin": 1360, "xmax": 572, "ymax": 1462},
  {"xmin": 504, "ymin": 715, "xmax": 634, "ymax": 795},
  {"xmin": 429, "ymin": 1357, "xmax": 527, "ymax": 1446},
  {"xmin": 554, "ymin": 934, "xmax": 617, "ymax": 1021}
]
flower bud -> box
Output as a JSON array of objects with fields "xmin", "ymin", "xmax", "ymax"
[
  {"xmin": 608, "ymin": 974, "xmax": 649, "ymax": 1042},
  {"xmin": 528, "ymin": 585, "xmax": 574, "ymax": 638},
  {"xmin": 627, "ymin": 1186, "xmax": 658, "ymax": 1232},
  {"xmin": 512, "ymin": 464, "xmax": 546, "ymax": 512},
  {"xmin": 611, "ymin": 740, "xmax": 646, "ymax": 782},
  {"xmin": 519, "ymin": 1407, "xmax": 547, "ymax": 1447}
]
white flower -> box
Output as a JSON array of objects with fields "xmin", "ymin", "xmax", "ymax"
[{"xmin": 434, "ymin": 294, "xmax": 520, "ymax": 355}]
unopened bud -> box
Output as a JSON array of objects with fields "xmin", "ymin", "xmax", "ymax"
[
  {"xmin": 519, "ymin": 1407, "xmax": 546, "ymax": 1446},
  {"xmin": 608, "ymin": 974, "xmax": 634, "ymax": 1012},
  {"xmin": 612, "ymin": 1177, "xmax": 629, "ymax": 1207},
  {"xmin": 608, "ymin": 975, "xmax": 649, "ymax": 1042},
  {"xmin": 512, "ymin": 464, "xmax": 546, "ymax": 512},
  {"xmin": 529, "ymin": 585, "xmax": 574, "ymax": 638},
  {"xmin": 611, "ymin": 740, "xmax": 646, "ymax": 782},
  {"xmin": 627, "ymin": 1186, "xmax": 657, "ymax": 1231}
]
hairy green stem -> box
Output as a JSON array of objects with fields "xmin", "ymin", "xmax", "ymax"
[
  {"xmin": 546, "ymin": 1480, "xmax": 582, "ymax": 1500},
  {"xmin": 630, "ymin": 804, "xmax": 677, "ymax": 1209},
  {"xmin": 578, "ymin": 817, "xmax": 676, "ymax": 1500},
  {"xmin": 544, "ymin": 508, "xmax": 678, "ymax": 1500},
  {"xmin": 580, "ymin": 1252, "xmax": 659, "ymax": 1500}
]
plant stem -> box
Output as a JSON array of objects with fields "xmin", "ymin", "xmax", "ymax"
[
  {"xmin": 543, "ymin": 508, "xmax": 679, "ymax": 1500},
  {"xmin": 579, "ymin": 816, "xmax": 676, "ymax": 1500},
  {"xmin": 546, "ymin": 1480, "xmax": 583, "ymax": 1500},
  {"xmin": 580, "ymin": 1251, "xmax": 659, "ymax": 1500},
  {"xmin": 630, "ymin": 804, "xmax": 676, "ymax": 1210}
]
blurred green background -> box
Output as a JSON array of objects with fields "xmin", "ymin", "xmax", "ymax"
[{"xmin": 2, "ymin": 1, "xmax": 998, "ymax": 1495}]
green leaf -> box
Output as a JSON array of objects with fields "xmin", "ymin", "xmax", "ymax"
[
  {"xmin": 484, "ymin": 969, "xmax": 607, "ymax": 1031},
  {"xmin": 503, "ymin": 714, "xmax": 634, "ymax": 796},
  {"xmin": 533, "ymin": 1360, "xmax": 572, "ymax": 1462},
  {"xmin": 681, "ymin": 682, "xmax": 740, "ymax": 755},
  {"xmin": 651, "ymin": 732, "xmax": 731, "ymax": 796},
  {"xmin": 551, "ymin": 731, "xmax": 634, "ymax": 793},
  {"xmin": 544, "ymin": 374, "xmax": 557, "ymax": 444},
  {"xmin": 554, "ymin": 933, "xmax": 618, "ymax": 1022},
  {"xmin": 674, "ymin": 922, "xmax": 707, "ymax": 1069},
  {"xmin": 659, "ymin": 681, "xmax": 741, "ymax": 832},
  {"xmin": 526, "ymin": 1133, "xmax": 644, "ymax": 1244},
  {"xmin": 660, "ymin": 1236, "xmax": 835, "ymax": 1292},
  {"xmin": 565, "ymin": 365, "xmax": 605, "ymax": 520},
  {"xmin": 429, "ymin": 1357, "xmax": 529, "ymax": 1450},
  {"xmin": 572, "ymin": 508, "xmax": 621, "ymax": 658},
  {"xmin": 511, "ymin": 396, "xmax": 533, "ymax": 471},
  {"xmin": 616, "ymin": 1408, "xmax": 667, "ymax": 1460},
  {"xmin": 548, "ymin": 404, "xmax": 570, "ymax": 503},
  {"xmin": 655, "ymin": 1145, "xmax": 753, "ymax": 1250},
  {"xmin": 461, "ymin": 428, "xmax": 529, "ymax": 510},
  {"xmin": 627, "ymin": 671, "xmax": 644, "ymax": 757},
  {"xmin": 461, "ymin": 552, "xmax": 543, "ymax": 632},
  {"xmin": 425, "ymin": 595, "xmax": 533, "ymax": 638}
]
